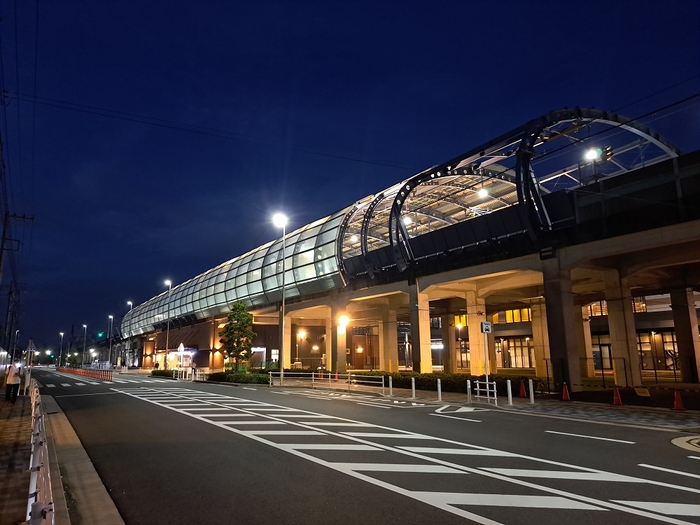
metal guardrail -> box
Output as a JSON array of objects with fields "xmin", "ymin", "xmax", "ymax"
[
  {"xmin": 26, "ymin": 379, "xmax": 54, "ymax": 524},
  {"xmin": 269, "ymin": 371, "xmax": 385, "ymax": 395},
  {"xmin": 57, "ymin": 367, "xmax": 113, "ymax": 381},
  {"xmin": 473, "ymin": 379, "xmax": 498, "ymax": 406}
]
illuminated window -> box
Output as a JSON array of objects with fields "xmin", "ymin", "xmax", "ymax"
[
  {"xmin": 632, "ymin": 297, "xmax": 647, "ymax": 313},
  {"xmin": 588, "ymin": 301, "xmax": 608, "ymax": 317}
]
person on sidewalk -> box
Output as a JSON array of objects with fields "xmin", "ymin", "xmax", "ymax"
[{"xmin": 4, "ymin": 359, "xmax": 23, "ymax": 404}]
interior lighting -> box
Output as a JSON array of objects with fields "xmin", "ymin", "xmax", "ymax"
[
  {"xmin": 338, "ymin": 315, "xmax": 349, "ymax": 327},
  {"xmin": 350, "ymin": 235, "xmax": 358, "ymax": 243},
  {"xmin": 477, "ymin": 188, "xmax": 488, "ymax": 199},
  {"xmin": 402, "ymin": 216, "xmax": 412, "ymax": 226}
]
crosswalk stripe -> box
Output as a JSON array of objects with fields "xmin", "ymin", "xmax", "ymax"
[
  {"xmin": 411, "ymin": 492, "xmax": 602, "ymax": 510},
  {"xmin": 342, "ymin": 432, "xmax": 429, "ymax": 439},
  {"xmin": 302, "ymin": 422, "xmax": 374, "ymax": 427},
  {"xmin": 222, "ymin": 421, "xmax": 286, "ymax": 426},
  {"xmin": 61, "ymin": 383, "xmax": 70, "ymax": 387},
  {"xmin": 332, "ymin": 463, "xmax": 466, "ymax": 474},
  {"xmin": 399, "ymin": 447, "xmax": 517, "ymax": 457},
  {"xmin": 244, "ymin": 430, "xmax": 324, "ymax": 436},
  {"xmin": 481, "ymin": 468, "xmax": 639, "ymax": 482},
  {"xmin": 280, "ymin": 444, "xmax": 381, "ymax": 451},
  {"xmin": 75, "ymin": 383, "xmax": 86, "ymax": 386},
  {"xmin": 611, "ymin": 501, "xmax": 700, "ymax": 516},
  {"xmin": 46, "ymin": 384, "xmax": 55, "ymax": 388}
]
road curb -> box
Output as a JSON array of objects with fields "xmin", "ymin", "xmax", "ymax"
[{"xmin": 43, "ymin": 396, "xmax": 125, "ymax": 525}]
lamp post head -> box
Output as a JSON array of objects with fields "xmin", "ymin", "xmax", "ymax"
[
  {"xmin": 338, "ymin": 315, "xmax": 350, "ymax": 328},
  {"xmin": 59, "ymin": 332, "xmax": 64, "ymax": 337},
  {"xmin": 272, "ymin": 213, "xmax": 288, "ymax": 229},
  {"xmin": 109, "ymin": 315, "xmax": 113, "ymax": 320},
  {"xmin": 164, "ymin": 279, "xmax": 172, "ymax": 288},
  {"xmin": 83, "ymin": 324, "xmax": 87, "ymax": 329}
]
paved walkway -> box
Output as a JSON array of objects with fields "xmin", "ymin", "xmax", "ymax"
[{"xmin": 0, "ymin": 396, "xmax": 32, "ymax": 525}]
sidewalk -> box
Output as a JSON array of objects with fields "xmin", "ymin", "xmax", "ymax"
[{"xmin": 0, "ymin": 396, "xmax": 32, "ymax": 525}]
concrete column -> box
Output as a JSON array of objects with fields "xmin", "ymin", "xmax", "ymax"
[
  {"xmin": 542, "ymin": 258, "xmax": 582, "ymax": 391},
  {"xmin": 378, "ymin": 309, "xmax": 399, "ymax": 372},
  {"xmin": 577, "ymin": 306, "xmax": 595, "ymax": 378},
  {"xmin": 603, "ymin": 269, "xmax": 641, "ymax": 387},
  {"xmin": 409, "ymin": 281, "xmax": 433, "ymax": 373},
  {"xmin": 530, "ymin": 299, "xmax": 550, "ymax": 378},
  {"xmin": 329, "ymin": 302, "xmax": 348, "ymax": 373},
  {"xmin": 282, "ymin": 315, "xmax": 292, "ymax": 371},
  {"xmin": 440, "ymin": 314, "xmax": 458, "ymax": 374},
  {"xmin": 669, "ymin": 288, "xmax": 700, "ymax": 383},
  {"xmin": 465, "ymin": 290, "xmax": 486, "ymax": 376}
]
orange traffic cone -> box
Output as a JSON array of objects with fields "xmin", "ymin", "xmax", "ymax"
[
  {"xmin": 672, "ymin": 390, "xmax": 685, "ymax": 411},
  {"xmin": 561, "ymin": 382, "xmax": 570, "ymax": 401},
  {"xmin": 612, "ymin": 386, "xmax": 623, "ymax": 406},
  {"xmin": 519, "ymin": 380, "xmax": 527, "ymax": 398}
]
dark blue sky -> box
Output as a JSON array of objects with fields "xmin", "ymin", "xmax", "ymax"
[{"xmin": 2, "ymin": 0, "xmax": 699, "ymax": 351}]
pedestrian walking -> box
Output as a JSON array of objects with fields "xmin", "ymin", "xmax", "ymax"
[{"xmin": 4, "ymin": 359, "xmax": 24, "ymax": 404}]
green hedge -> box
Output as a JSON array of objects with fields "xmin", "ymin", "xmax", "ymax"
[
  {"xmin": 151, "ymin": 369, "xmax": 176, "ymax": 378},
  {"xmin": 346, "ymin": 371, "xmax": 548, "ymax": 395},
  {"xmin": 208, "ymin": 372, "xmax": 270, "ymax": 384}
]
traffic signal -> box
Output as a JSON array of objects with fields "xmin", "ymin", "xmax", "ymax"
[{"xmin": 601, "ymin": 145, "xmax": 613, "ymax": 162}]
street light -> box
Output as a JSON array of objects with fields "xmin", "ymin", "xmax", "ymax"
[
  {"xmin": 82, "ymin": 324, "xmax": 87, "ymax": 366},
  {"xmin": 272, "ymin": 213, "xmax": 288, "ymax": 382},
  {"xmin": 59, "ymin": 332, "xmax": 64, "ymax": 367},
  {"xmin": 108, "ymin": 315, "xmax": 114, "ymax": 366},
  {"xmin": 125, "ymin": 301, "xmax": 133, "ymax": 367},
  {"xmin": 164, "ymin": 280, "xmax": 172, "ymax": 370}
]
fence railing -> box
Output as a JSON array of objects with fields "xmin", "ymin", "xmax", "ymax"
[
  {"xmin": 269, "ymin": 371, "xmax": 385, "ymax": 395},
  {"xmin": 473, "ymin": 379, "xmax": 498, "ymax": 406},
  {"xmin": 26, "ymin": 379, "xmax": 54, "ymax": 524},
  {"xmin": 57, "ymin": 367, "xmax": 113, "ymax": 382}
]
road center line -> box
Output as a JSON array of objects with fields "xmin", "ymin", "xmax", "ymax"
[{"xmin": 545, "ymin": 430, "xmax": 635, "ymax": 444}]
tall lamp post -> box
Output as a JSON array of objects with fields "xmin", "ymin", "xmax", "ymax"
[
  {"xmin": 82, "ymin": 324, "xmax": 87, "ymax": 366},
  {"xmin": 59, "ymin": 332, "xmax": 64, "ymax": 367},
  {"xmin": 272, "ymin": 213, "xmax": 288, "ymax": 382},
  {"xmin": 126, "ymin": 301, "xmax": 133, "ymax": 368},
  {"xmin": 108, "ymin": 315, "xmax": 114, "ymax": 366},
  {"xmin": 164, "ymin": 280, "xmax": 172, "ymax": 370}
]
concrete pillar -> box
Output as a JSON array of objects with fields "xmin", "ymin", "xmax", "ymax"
[
  {"xmin": 542, "ymin": 258, "xmax": 582, "ymax": 391},
  {"xmin": 440, "ymin": 314, "xmax": 458, "ymax": 374},
  {"xmin": 330, "ymin": 302, "xmax": 348, "ymax": 373},
  {"xmin": 530, "ymin": 299, "xmax": 550, "ymax": 378},
  {"xmin": 465, "ymin": 290, "xmax": 486, "ymax": 376},
  {"xmin": 378, "ymin": 309, "xmax": 399, "ymax": 372},
  {"xmin": 409, "ymin": 281, "xmax": 433, "ymax": 373},
  {"xmin": 669, "ymin": 288, "xmax": 700, "ymax": 383},
  {"xmin": 577, "ymin": 306, "xmax": 595, "ymax": 378},
  {"xmin": 603, "ymin": 269, "xmax": 641, "ymax": 387}
]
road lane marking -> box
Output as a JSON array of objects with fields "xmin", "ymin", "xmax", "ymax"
[
  {"xmin": 279, "ymin": 444, "xmax": 381, "ymax": 451},
  {"xmin": 689, "ymin": 456, "xmax": 700, "ymax": 460},
  {"xmin": 61, "ymin": 383, "xmax": 70, "ymax": 387},
  {"xmin": 399, "ymin": 447, "xmax": 517, "ymax": 457},
  {"xmin": 46, "ymin": 384, "xmax": 55, "ymax": 388},
  {"xmin": 612, "ymin": 501, "xmax": 700, "ymax": 516},
  {"xmin": 545, "ymin": 430, "xmax": 635, "ymax": 444},
  {"xmin": 411, "ymin": 492, "xmax": 601, "ymax": 510},
  {"xmin": 273, "ymin": 414, "xmax": 333, "ymax": 419},
  {"xmin": 302, "ymin": 422, "xmax": 374, "ymax": 427},
  {"xmin": 243, "ymin": 430, "xmax": 325, "ymax": 436},
  {"xmin": 332, "ymin": 463, "xmax": 467, "ymax": 474},
  {"xmin": 639, "ymin": 463, "xmax": 700, "ymax": 480},
  {"xmin": 481, "ymin": 468, "xmax": 640, "ymax": 482},
  {"xmin": 115, "ymin": 387, "xmax": 700, "ymax": 525},
  {"xmin": 341, "ymin": 432, "xmax": 430, "ymax": 439},
  {"xmin": 222, "ymin": 421, "xmax": 286, "ymax": 425},
  {"xmin": 430, "ymin": 413, "xmax": 481, "ymax": 423},
  {"xmin": 356, "ymin": 402, "xmax": 391, "ymax": 409}
]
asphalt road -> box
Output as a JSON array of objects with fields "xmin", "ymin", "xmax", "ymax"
[{"xmin": 33, "ymin": 369, "xmax": 700, "ymax": 525}]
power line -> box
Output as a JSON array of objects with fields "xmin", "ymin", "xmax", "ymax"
[{"xmin": 10, "ymin": 92, "xmax": 419, "ymax": 173}]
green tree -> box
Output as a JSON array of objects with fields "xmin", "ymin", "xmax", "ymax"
[{"xmin": 219, "ymin": 301, "xmax": 256, "ymax": 370}]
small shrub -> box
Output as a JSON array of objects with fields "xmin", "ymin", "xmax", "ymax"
[{"xmin": 151, "ymin": 369, "xmax": 176, "ymax": 378}]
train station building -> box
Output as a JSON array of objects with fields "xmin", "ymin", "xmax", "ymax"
[{"xmin": 120, "ymin": 108, "xmax": 700, "ymax": 391}]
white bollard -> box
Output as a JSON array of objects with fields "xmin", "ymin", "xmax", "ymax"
[
  {"xmin": 529, "ymin": 378, "xmax": 535, "ymax": 404},
  {"xmin": 411, "ymin": 377, "xmax": 416, "ymax": 399},
  {"xmin": 437, "ymin": 378, "xmax": 442, "ymax": 402},
  {"xmin": 507, "ymin": 379, "xmax": 513, "ymax": 405},
  {"xmin": 389, "ymin": 376, "xmax": 393, "ymax": 397},
  {"xmin": 467, "ymin": 379, "xmax": 471, "ymax": 404}
]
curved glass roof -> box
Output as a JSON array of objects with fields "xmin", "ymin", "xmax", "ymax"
[{"xmin": 123, "ymin": 107, "xmax": 680, "ymax": 338}]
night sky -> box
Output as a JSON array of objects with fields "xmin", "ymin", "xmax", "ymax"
[{"xmin": 1, "ymin": 0, "xmax": 698, "ymax": 351}]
